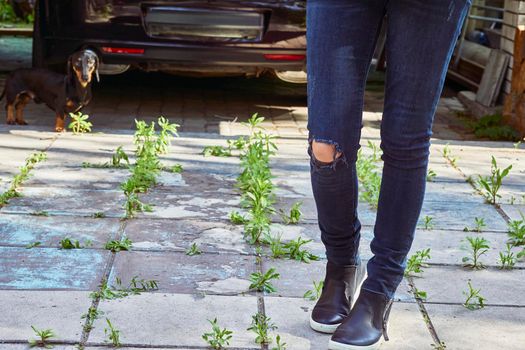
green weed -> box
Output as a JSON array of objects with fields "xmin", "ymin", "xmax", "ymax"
[
  {"xmin": 68, "ymin": 112, "xmax": 93, "ymax": 134},
  {"xmin": 90, "ymin": 277, "xmax": 158, "ymax": 300},
  {"xmin": 104, "ymin": 318, "xmax": 121, "ymax": 347},
  {"xmin": 247, "ymin": 313, "xmax": 277, "ymax": 345},
  {"xmin": 59, "ymin": 237, "xmax": 92, "ymax": 249},
  {"xmin": 499, "ymin": 244, "xmax": 517, "ymax": 270},
  {"xmin": 26, "ymin": 241, "xmax": 41, "ymax": 249},
  {"xmin": 442, "ymin": 143, "xmax": 458, "ymax": 167},
  {"xmin": 412, "ymin": 287, "xmax": 428, "ymax": 301},
  {"xmin": 463, "ymin": 217, "xmax": 486, "ymax": 232},
  {"xmin": 271, "ymin": 335, "xmax": 287, "ymax": 350},
  {"xmin": 463, "ymin": 280, "xmax": 486, "ymax": 310},
  {"xmin": 280, "ymin": 201, "xmax": 302, "ymax": 225},
  {"xmin": 421, "ymin": 215, "xmax": 434, "ymax": 230},
  {"xmin": 249, "ymin": 268, "xmax": 280, "ymax": 293},
  {"xmin": 229, "ymin": 211, "xmax": 248, "ymax": 225},
  {"xmin": 186, "ymin": 242, "xmax": 202, "ymax": 256},
  {"xmin": 426, "ymin": 169, "xmax": 437, "ymax": 182},
  {"xmin": 508, "ymin": 214, "xmax": 525, "ymax": 246},
  {"xmin": 203, "ymin": 145, "xmax": 232, "ymax": 157},
  {"xmin": 202, "ymin": 318, "xmax": 233, "ymax": 350},
  {"xmin": 303, "ymin": 280, "xmax": 324, "ymax": 301},
  {"xmin": 476, "ymin": 156, "xmax": 512, "ymax": 204},
  {"xmin": 105, "ymin": 236, "xmax": 133, "ymax": 252},
  {"xmin": 81, "ymin": 307, "xmax": 104, "ymax": 332},
  {"xmin": 28, "ymin": 326, "xmax": 56, "ymax": 349},
  {"xmin": 404, "ymin": 248, "xmax": 431, "ymax": 277},
  {"xmin": 92, "ymin": 212, "xmax": 106, "ymax": 218},
  {"xmin": 0, "ymin": 151, "xmax": 47, "ymax": 207},
  {"xmin": 462, "ymin": 236, "xmax": 490, "ymax": 269},
  {"xmin": 283, "ymin": 237, "xmax": 320, "ymax": 263},
  {"xmin": 467, "ymin": 114, "xmax": 521, "ymax": 141}
]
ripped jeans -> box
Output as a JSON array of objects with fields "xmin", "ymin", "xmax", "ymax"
[{"xmin": 307, "ymin": 0, "xmax": 471, "ymax": 298}]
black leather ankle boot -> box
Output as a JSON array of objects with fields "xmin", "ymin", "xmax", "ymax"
[
  {"xmin": 328, "ymin": 289, "xmax": 393, "ymax": 350},
  {"xmin": 310, "ymin": 261, "xmax": 366, "ymax": 334}
]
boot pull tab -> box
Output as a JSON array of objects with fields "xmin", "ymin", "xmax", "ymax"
[{"xmin": 382, "ymin": 299, "xmax": 394, "ymax": 341}]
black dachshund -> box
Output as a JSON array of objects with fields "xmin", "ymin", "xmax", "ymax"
[{"xmin": 1, "ymin": 49, "xmax": 99, "ymax": 132}]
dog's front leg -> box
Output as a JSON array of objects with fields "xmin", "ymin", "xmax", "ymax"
[
  {"xmin": 6, "ymin": 104, "xmax": 16, "ymax": 125},
  {"xmin": 55, "ymin": 112, "xmax": 66, "ymax": 132}
]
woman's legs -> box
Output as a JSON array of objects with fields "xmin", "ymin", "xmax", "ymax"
[
  {"xmin": 306, "ymin": 0, "xmax": 388, "ymax": 334},
  {"xmin": 307, "ymin": 0, "xmax": 387, "ymax": 268},
  {"xmin": 329, "ymin": 0, "xmax": 471, "ymax": 348},
  {"xmin": 362, "ymin": 0, "xmax": 472, "ymax": 299}
]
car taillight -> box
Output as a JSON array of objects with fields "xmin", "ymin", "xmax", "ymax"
[
  {"xmin": 263, "ymin": 54, "xmax": 305, "ymax": 61},
  {"xmin": 102, "ymin": 47, "xmax": 145, "ymax": 55}
]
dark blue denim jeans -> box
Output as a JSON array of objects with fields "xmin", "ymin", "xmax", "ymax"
[{"xmin": 307, "ymin": 0, "xmax": 471, "ymax": 299}]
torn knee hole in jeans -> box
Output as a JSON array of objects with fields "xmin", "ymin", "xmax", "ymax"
[{"xmin": 308, "ymin": 138, "xmax": 347, "ymax": 169}]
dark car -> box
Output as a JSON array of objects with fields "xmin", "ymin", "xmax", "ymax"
[{"xmin": 33, "ymin": 0, "xmax": 307, "ymax": 83}]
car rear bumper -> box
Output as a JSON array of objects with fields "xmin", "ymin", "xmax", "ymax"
[{"xmin": 44, "ymin": 38, "xmax": 306, "ymax": 74}]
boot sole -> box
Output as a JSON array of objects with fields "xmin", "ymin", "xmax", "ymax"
[
  {"xmin": 309, "ymin": 271, "xmax": 368, "ymax": 334},
  {"xmin": 309, "ymin": 318, "xmax": 341, "ymax": 334},
  {"xmin": 328, "ymin": 338, "xmax": 382, "ymax": 350}
]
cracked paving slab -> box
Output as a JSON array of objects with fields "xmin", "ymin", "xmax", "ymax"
[
  {"xmin": 412, "ymin": 265, "xmax": 525, "ymax": 306},
  {"xmin": 123, "ymin": 218, "xmax": 253, "ymax": 254},
  {"xmin": 1, "ymin": 187, "xmax": 126, "ymax": 218},
  {"xmin": 0, "ymin": 291, "xmax": 91, "ymax": 343},
  {"xmin": 264, "ymin": 297, "xmax": 434, "ymax": 350},
  {"xmin": 0, "ymin": 247, "xmax": 109, "ymax": 290},
  {"xmin": 87, "ymin": 293, "xmax": 259, "ymax": 349},
  {"xmin": 0, "ymin": 214, "xmax": 120, "ymax": 249},
  {"xmin": 107, "ymin": 250, "xmax": 256, "ymax": 295},
  {"xmin": 425, "ymin": 304, "xmax": 525, "ymax": 350},
  {"xmin": 409, "ymin": 228, "xmax": 525, "ymax": 268}
]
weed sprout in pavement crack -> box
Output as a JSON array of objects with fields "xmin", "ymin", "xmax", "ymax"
[
  {"xmin": 249, "ymin": 267, "xmax": 280, "ymax": 293},
  {"xmin": 28, "ymin": 326, "xmax": 56, "ymax": 348},
  {"xmin": 202, "ymin": 318, "xmax": 233, "ymax": 350},
  {"xmin": 247, "ymin": 312, "xmax": 277, "ymax": 345},
  {"xmin": 462, "ymin": 236, "xmax": 490, "ymax": 269}
]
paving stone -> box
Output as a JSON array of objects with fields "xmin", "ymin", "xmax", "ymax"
[
  {"xmin": 261, "ymin": 258, "xmax": 414, "ymax": 302},
  {"xmin": 0, "ymin": 291, "xmax": 90, "ymax": 342},
  {"xmin": 425, "ymin": 304, "xmax": 525, "ymax": 350},
  {"xmin": 452, "ymin": 149, "xmax": 525, "ymax": 186},
  {"xmin": 1, "ymin": 187, "xmax": 126, "ymax": 218},
  {"xmin": 108, "ymin": 251, "xmax": 256, "ymax": 295},
  {"xmin": 123, "ymin": 219, "xmax": 253, "ymax": 254},
  {"xmin": 419, "ymin": 201, "xmax": 508, "ymax": 231},
  {"xmin": 138, "ymin": 191, "xmax": 240, "ymax": 221},
  {"xmin": 0, "ymin": 129, "xmax": 56, "ymax": 176},
  {"xmin": 500, "ymin": 204, "xmax": 525, "ymax": 221},
  {"xmin": 43, "ymin": 132, "xmax": 134, "ymax": 167},
  {"xmin": 0, "ymin": 214, "xmax": 120, "ymax": 248},
  {"xmin": 264, "ymin": 297, "xmax": 433, "ymax": 350},
  {"xmin": 0, "ymin": 247, "xmax": 109, "ymax": 290},
  {"xmin": 26, "ymin": 166, "xmax": 129, "ymax": 190},
  {"xmin": 410, "ymin": 228, "xmax": 525, "ymax": 268},
  {"xmin": 0, "ymin": 346, "xmax": 77, "ymax": 350},
  {"xmin": 412, "ymin": 265, "xmax": 525, "ymax": 306},
  {"xmin": 88, "ymin": 293, "xmax": 259, "ymax": 348}
]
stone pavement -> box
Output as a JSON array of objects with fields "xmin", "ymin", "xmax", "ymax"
[
  {"xmin": 0, "ymin": 112, "xmax": 524, "ymax": 350},
  {"xmin": 0, "ymin": 40, "xmax": 524, "ymax": 349}
]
